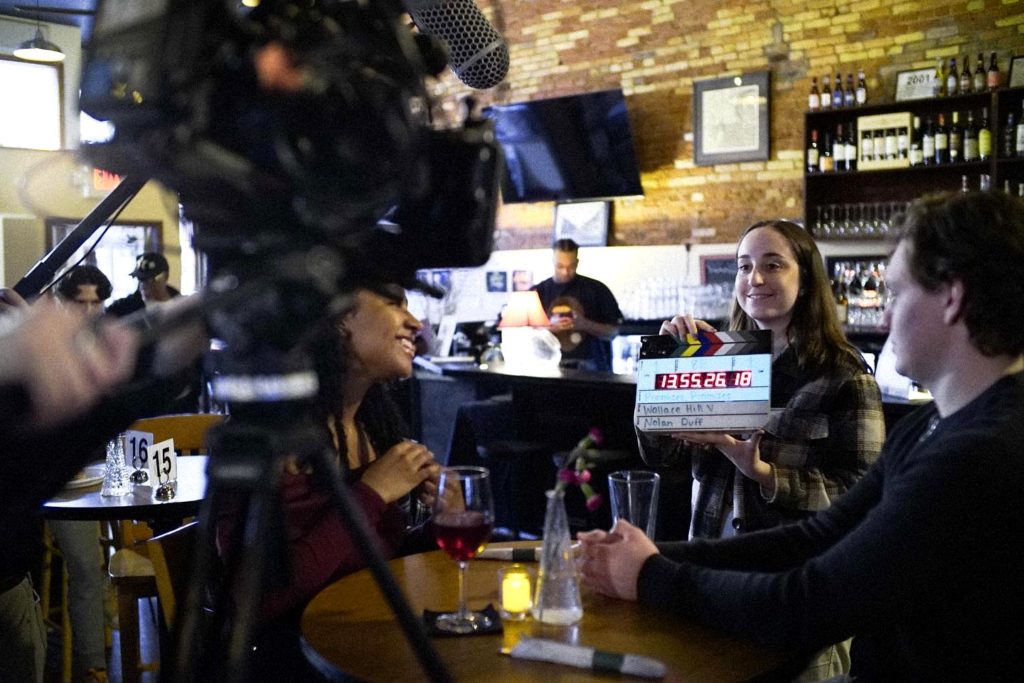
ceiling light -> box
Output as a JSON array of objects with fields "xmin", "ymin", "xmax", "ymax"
[{"xmin": 13, "ymin": 27, "xmax": 65, "ymax": 63}]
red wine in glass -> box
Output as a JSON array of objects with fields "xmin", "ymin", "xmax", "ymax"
[
  {"xmin": 433, "ymin": 511, "xmax": 492, "ymax": 562},
  {"xmin": 431, "ymin": 466, "xmax": 494, "ymax": 634}
]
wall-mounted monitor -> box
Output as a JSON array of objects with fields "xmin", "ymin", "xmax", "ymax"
[{"xmin": 485, "ymin": 89, "xmax": 644, "ymax": 204}]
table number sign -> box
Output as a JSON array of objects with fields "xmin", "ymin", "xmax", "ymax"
[
  {"xmin": 124, "ymin": 430, "xmax": 153, "ymax": 484},
  {"xmin": 147, "ymin": 438, "xmax": 178, "ymax": 500},
  {"xmin": 634, "ymin": 331, "xmax": 772, "ymax": 432}
]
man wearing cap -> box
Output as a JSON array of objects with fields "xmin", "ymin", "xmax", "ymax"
[{"xmin": 106, "ymin": 252, "xmax": 180, "ymax": 318}]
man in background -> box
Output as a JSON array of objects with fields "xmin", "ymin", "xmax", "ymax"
[
  {"xmin": 53, "ymin": 266, "xmax": 117, "ymax": 683},
  {"xmin": 106, "ymin": 252, "xmax": 179, "ymax": 318},
  {"xmin": 532, "ymin": 238, "xmax": 622, "ymax": 372}
]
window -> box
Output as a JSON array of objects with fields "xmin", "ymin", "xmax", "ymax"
[{"xmin": 0, "ymin": 55, "xmax": 63, "ymax": 150}]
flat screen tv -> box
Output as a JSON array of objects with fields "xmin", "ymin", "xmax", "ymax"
[{"xmin": 485, "ymin": 89, "xmax": 644, "ymax": 204}]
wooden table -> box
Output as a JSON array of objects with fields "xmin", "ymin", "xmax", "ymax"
[
  {"xmin": 43, "ymin": 455, "xmax": 208, "ymax": 534},
  {"xmin": 301, "ymin": 543, "xmax": 789, "ymax": 682}
]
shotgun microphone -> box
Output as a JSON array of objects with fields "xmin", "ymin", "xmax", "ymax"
[{"xmin": 404, "ymin": 0, "xmax": 509, "ymax": 89}]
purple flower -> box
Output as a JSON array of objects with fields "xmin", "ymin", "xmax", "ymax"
[
  {"xmin": 576, "ymin": 469, "xmax": 591, "ymax": 483},
  {"xmin": 585, "ymin": 493, "xmax": 603, "ymax": 511},
  {"xmin": 557, "ymin": 469, "xmax": 577, "ymax": 485}
]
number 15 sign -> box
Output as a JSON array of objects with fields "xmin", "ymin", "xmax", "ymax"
[{"xmin": 634, "ymin": 330, "xmax": 772, "ymax": 433}]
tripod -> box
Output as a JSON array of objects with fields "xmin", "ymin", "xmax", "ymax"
[{"xmin": 165, "ymin": 297, "xmax": 451, "ymax": 682}]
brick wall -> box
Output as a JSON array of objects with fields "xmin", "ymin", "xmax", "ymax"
[{"xmin": 426, "ymin": 0, "xmax": 1024, "ymax": 248}]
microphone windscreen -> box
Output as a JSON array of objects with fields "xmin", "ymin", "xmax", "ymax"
[{"xmin": 404, "ymin": 0, "xmax": 509, "ymax": 89}]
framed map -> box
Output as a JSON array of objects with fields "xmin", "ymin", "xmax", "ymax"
[{"xmin": 693, "ymin": 71, "xmax": 771, "ymax": 166}]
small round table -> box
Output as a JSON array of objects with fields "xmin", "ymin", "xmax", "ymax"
[{"xmin": 43, "ymin": 455, "xmax": 208, "ymax": 534}]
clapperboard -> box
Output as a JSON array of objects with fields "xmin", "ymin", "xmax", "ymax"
[{"xmin": 634, "ymin": 330, "xmax": 772, "ymax": 432}]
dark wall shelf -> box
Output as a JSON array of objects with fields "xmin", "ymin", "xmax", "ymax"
[{"xmin": 804, "ymin": 86, "xmax": 1024, "ymax": 239}]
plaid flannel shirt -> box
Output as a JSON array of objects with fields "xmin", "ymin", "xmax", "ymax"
[{"xmin": 638, "ymin": 348, "xmax": 885, "ymax": 538}]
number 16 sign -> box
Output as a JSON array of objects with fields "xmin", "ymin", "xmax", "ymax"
[{"xmin": 634, "ymin": 330, "xmax": 772, "ymax": 433}]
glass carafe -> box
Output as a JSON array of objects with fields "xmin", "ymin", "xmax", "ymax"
[{"xmin": 532, "ymin": 489, "xmax": 583, "ymax": 625}]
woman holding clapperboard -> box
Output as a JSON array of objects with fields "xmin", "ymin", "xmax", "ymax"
[{"xmin": 636, "ymin": 220, "xmax": 884, "ymax": 681}]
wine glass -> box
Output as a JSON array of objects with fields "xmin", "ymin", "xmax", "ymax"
[{"xmin": 432, "ymin": 466, "xmax": 495, "ymax": 634}]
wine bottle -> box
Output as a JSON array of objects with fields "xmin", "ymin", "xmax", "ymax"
[
  {"xmin": 861, "ymin": 128, "xmax": 875, "ymax": 164},
  {"xmin": 807, "ymin": 129, "xmax": 820, "ymax": 172},
  {"xmin": 844, "ymin": 73, "xmax": 856, "ymax": 108},
  {"xmin": 922, "ymin": 116, "xmax": 936, "ymax": 165},
  {"xmin": 948, "ymin": 111, "xmax": 962, "ymax": 164},
  {"xmin": 1015, "ymin": 101, "xmax": 1024, "ymax": 157},
  {"xmin": 959, "ymin": 56, "xmax": 972, "ymax": 94},
  {"xmin": 933, "ymin": 58, "xmax": 946, "ymax": 97},
  {"xmin": 832, "ymin": 72, "xmax": 844, "ymax": 109},
  {"xmin": 833, "ymin": 124, "xmax": 846, "ymax": 171},
  {"xmin": 808, "ymin": 77, "xmax": 820, "ymax": 111},
  {"xmin": 973, "ymin": 53, "xmax": 986, "ymax": 93},
  {"xmin": 844, "ymin": 122, "xmax": 858, "ymax": 171},
  {"xmin": 946, "ymin": 57, "xmax": 958, "ymax": 97},
  {"xmin": 821, "ymin": 75, "xmax": 832, "ymax": 109},
  {"xmin": 856, "ymin": 68, "xmax": 868, "ymax": 106},
  {"xmin": 963, "ymin": 110, "xmax": 979, "ymax": 162},
  {"xmin": 819, "ymin": 131, "xmax": 834, "ymax": 172},
  {"xmin": 872, "ymin": 129, "xmax": 886, "ymax": 163},
  {"xmin": 884, "ymin": 128, "xmax": 897, "ymax": 161},
  {"xmin": 934, "ymin": 113, "xmax": 949, "ymax": 164},
  {"xmin": 987, "ymin": 52, "xmax": 1000, "ymax": 90},
  {"xmin": 979, "ymin": 107, "xmax": 992, "ymax": 160},
  {"xmin": 897, "ymin": 126, "xmax": 909, "ymax": 160},
  {"xmin": 909, "ymin": 116, "xmax": 924, "ymax": 166}
]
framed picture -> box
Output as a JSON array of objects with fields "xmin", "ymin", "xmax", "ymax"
[
  {"xmin": 486, "ymin": 271, "xmax": 508, "ymax": 293},
  {"xmin": 693, "ymin": 71, "xmax": 770, "ymax": 166},
  {"xmin": 511, "ymin": 270, "xmax": 534, "ymax": 291},
  {"xmin": 700, "ymin": 255, "xmax": 738, "ymax": 286},
  {"xmin": 553, "ymin": 201, "xmax": 609, "ymax": 246},
  {"xmin": 895, "ymin": 68, "xmax": 935, "ymax": 101},
  {"xmin": 1010, "ymin": 56, "xmax": 1024, "ymax": 88}
]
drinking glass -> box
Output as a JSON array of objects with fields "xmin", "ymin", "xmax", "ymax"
[{"xmin": 432, "ymin": 466, "xmax": 495, "ymax": 634}]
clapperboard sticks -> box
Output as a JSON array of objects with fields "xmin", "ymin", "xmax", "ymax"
[{"xmin": 634, "ymin": 330, "xmax": 773, "ymax": 433}]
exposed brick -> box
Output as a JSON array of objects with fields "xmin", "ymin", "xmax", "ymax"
[{"xmin": 453, "ymin": 0, "xmax": 1024, "ymax": 246}]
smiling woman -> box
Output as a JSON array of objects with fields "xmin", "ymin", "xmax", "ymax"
[
  {"xmin": 215, "ymin": 282, "xmax": 441, "ymax": 683},
  {"xmin": 636, "ymin": 218, "xmax": 885, "ymax": 679}
]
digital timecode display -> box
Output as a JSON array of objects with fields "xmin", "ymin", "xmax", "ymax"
[{"xmin": 653, "ymin": 370, "xmax": 753, "ymax": 390}]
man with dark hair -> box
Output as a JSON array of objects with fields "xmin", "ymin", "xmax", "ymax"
[
  {"xmin": 531, "ymin": 238, "xmax": 622, "ymax": 371},
  {"xmin": 579, "ymin": 191, "xmax": 1024, "ymax": 680},
  {"xmin": 106, "ymin": 252, "xmax": 179, "ymax": 318},
  {"xmin": 55, "ymin": 265, "xmax": 113, "ymax": 317}
]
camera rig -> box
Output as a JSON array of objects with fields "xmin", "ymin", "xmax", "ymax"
[{"xmin": 75, "ymin": 1, "xmax": 504, "ymax": 681}]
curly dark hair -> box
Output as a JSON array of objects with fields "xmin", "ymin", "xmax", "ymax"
[
  {"xmin": 729, "ymin": 220, "xmax": 864, "ymax": 375},
  {"xmin": 308, "ymin": 294, "xmax": 408, "ymax": 470},
  {"xmin": 55, "ymin": 265, "xmax": 113, "ymax": 301},
  {"xmin": 895, "ymin": 191, "xmax": 1024, "ymax": 356}
]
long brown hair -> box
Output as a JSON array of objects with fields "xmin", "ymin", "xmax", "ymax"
[{"xmin": 729, "ymin": 220, "xmax": 864, "ymax": 375}]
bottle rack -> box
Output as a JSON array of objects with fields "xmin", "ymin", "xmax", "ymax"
[{"xmin": 805, "ymin": 86, "xmax": 1024, "ymax": 240}]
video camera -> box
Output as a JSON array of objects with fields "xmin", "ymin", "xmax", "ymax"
[
  {"xmin": 75, "ymin": 5, "xmax": 501, "ymax": 679},
  {"xmin": 79, "ymin": 0, "xmax": 500, "ymax": 286}
]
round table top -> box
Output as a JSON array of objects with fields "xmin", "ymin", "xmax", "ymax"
[
  {"xmin": 301, "ymin": 542, "xmax": 789, "ymax": 682},
  {"xmin": 43, "ymin": 455, "xmax": 207, "ymax": 525}
]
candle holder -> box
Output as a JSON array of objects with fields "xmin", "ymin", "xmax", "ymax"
[{"xmin": 498, "ymin": 564, "xmax": 534, "ymax": 621}]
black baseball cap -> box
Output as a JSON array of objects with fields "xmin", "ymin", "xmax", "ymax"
[{"xmin": 129, "ymin": 252, "xmax": 169, "ymax": 280}]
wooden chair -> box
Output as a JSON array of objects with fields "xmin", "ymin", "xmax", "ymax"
[
  {"xmin": 109, "ymin": 413, "xmax": 224, "ymax": 683},
  {"xmin": 145, "ymin": 522, "xmax": 199, "ymax": 631}
]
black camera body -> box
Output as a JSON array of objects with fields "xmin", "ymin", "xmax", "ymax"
[{"xmin": 80, "ymin": 0, "xmax": 499, "ymax": 281}]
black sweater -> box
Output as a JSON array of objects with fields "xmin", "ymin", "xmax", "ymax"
[{"xmin": 638, "ymin": 372, "xmax": 1024, "ymax": 681}]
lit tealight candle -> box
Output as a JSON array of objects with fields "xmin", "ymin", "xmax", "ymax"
[{"xmin": 499, "ymin": 565, "xmax": 533, "ymax": 619}]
